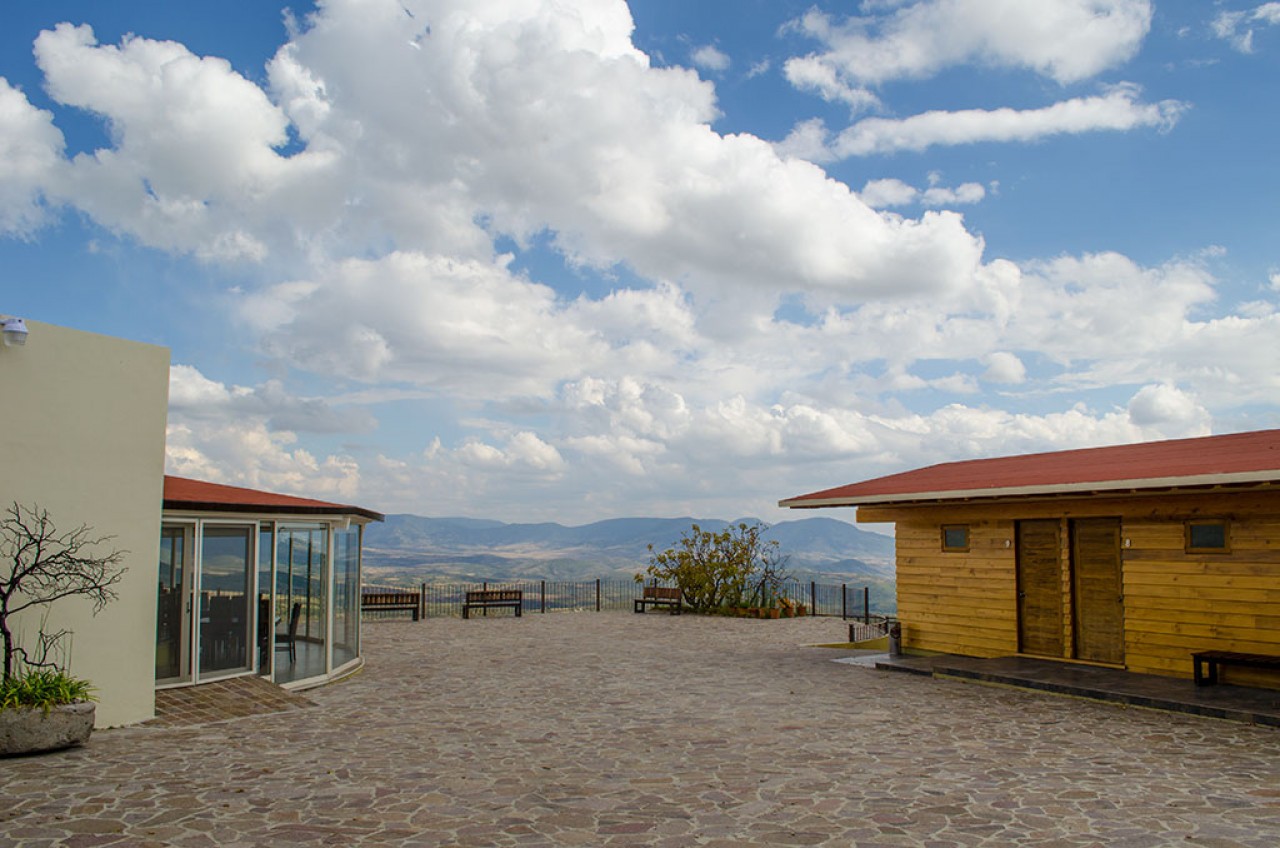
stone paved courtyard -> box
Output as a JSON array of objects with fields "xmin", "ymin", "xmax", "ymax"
[{"xmin": 3, "ymin": 613, "xmax": 1279, "ymax": 846}]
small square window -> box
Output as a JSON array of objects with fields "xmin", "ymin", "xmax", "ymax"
[
  {"xmin": 1186, "ymin": 520, "xmax": 1229, "ymax": 553},
  {"xmin": 941, "ymin": 525, "xmax": 970, "ymax": 552}
]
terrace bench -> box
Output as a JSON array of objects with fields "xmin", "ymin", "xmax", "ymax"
[
  {"xmin": 634, "ymin": 585, "xmax": 681, "ymax": 615},
  {"xmin": 361, "ymin": 591, "xmax": 421, "ymax": 620},
  {"xmin": 463, "ymin": 589, "xmax": 523, "ymax": 619},
  {"xmin": 1192, "ymin": 650, "xmax": 1280, "ymax": 686}
]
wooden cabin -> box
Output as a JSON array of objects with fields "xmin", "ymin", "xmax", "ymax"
[{"xmin": 780, "ymin": 429, "xmax": 1280, "ymax": 689}]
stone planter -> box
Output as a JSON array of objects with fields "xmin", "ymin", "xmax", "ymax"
[{"xmin": 0, "ymin": 701, "xmax": 95, "ymax": 757}]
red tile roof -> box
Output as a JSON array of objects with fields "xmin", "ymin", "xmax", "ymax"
[
  {"xmin": 163, "ymin": 476, "xmax": 384, "ymax": 521},
  {"xmin": 780, "ymin": 429, "xmax": 1280, "ymax": 508}
]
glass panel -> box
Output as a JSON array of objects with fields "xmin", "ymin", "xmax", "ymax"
[
  {"xmin": 275, "ymin": 526, "xmax": 328, "ymax": 684},
  {"xmin": 333, "ymin": 526, "xmax": 361, "ymax": 668},
  {"xmin": 942, "ymin": 525, "xmax": 970, "ymax": 551},
  {"xmin": 1187, "ymin": 520, "xmax": 1228, "ymax": 551},
  {"xmin": 257, "ymin": 523, "xmax": 274, "ymax": 675},
  {"xmin": 199, "ymin": 525, "xmax": 254, "ymax": 678},
  {"xmin": 156, "ymin": 524, "xmax": 191, "ymax": 683}
]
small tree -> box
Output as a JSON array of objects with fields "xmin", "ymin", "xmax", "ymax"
[
  {"xmin": 641, "ymin": 522, "xmax": 787, "ymax": 613},
  {"xmin": 0, "ymin": 503, "xmax": 126, "ymax": 683}
]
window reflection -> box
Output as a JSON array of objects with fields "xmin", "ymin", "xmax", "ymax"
[{"xmin": 199, "ymin": 525, "xmax": 253, "ymax": 677}]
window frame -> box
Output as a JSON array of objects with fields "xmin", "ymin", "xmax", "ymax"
[
  {"xmin": 941, "ymin": 524, "xmax": 971, "ymax": 553},
  {"xmin": 1185, "ymin": 519, "xmax": 1231, "ymax": 554}
]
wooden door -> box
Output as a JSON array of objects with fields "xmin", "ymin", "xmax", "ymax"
[
  {"xmin": 1016, "ymin": 520, "xmax": 1063, "ymax": 656},
  {"xmin": 1071, "ymin": 518, "xmax": 1124, "ymax": 665}
]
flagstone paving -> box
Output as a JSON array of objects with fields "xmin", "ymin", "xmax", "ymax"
[{"xmin": 3, "ymin": 613, "xmax": 1279, "ymax": 846}]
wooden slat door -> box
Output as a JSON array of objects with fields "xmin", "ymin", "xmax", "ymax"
[
  {"xmin": 1071, "ymin": 518, "xmax": 1124, "ymax": 665},
  {"xmin": 1016, "ymin": 520, "xmax": 1063, "ymax": 656}
]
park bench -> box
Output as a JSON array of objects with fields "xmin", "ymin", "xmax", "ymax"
[
  {"xmin": 462, "ymin": 589, "xmax": 523, "ymax": 619},
  {"xmin": 361, "ymin": 591, "xmax": 421, "ymax": 620},
  {"xmin": 634, "ymin": 585, "xmax": 682, "ymax": 615},
  {"xmin": 1192, "ymin": 650, "xmax": 1280, "ymax": 686}
]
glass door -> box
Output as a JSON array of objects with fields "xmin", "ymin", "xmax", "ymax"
[
  {"xmin": 156, "ymin": 524, "xmax": 193, "ymax": 684},
  {"xmin": 274, "ymin": 525, "xmax": 328, "ymax": 685},
  {"xmin": 198, "ymin": 524, "xmax": 255, "ymax": 679}
]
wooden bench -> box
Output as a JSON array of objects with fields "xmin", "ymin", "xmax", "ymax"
[
  {"xmin": 463, "ymin": 589, "xmax": 523, "ymax": 619},
  {"xmin": 361, "ymin": 591, "xmax": 421, "ymax": 620},
  {"xmin": 1192, "ymin": 650, "xmax": 1280, "ymax": 686},
  {"xmin": 634, "ymin": 585, "xmax": 681, "ymax": 615}
]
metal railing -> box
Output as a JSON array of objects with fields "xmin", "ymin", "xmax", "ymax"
[{"xmin": 362, "ymin": 579, "xmax": 890, "ymax": 621}]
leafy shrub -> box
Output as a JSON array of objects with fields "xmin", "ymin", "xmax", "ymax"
[
  {"xmin": 641, "ymin": 522, "xmax": 790, "ymax": 613},
  {"xmin": 0, "ymin": 668, "xmax": 95, "ymax": 711}
]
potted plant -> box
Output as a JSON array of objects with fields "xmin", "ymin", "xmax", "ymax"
[{"xmin": 0, "ymin": 503, "xmax": 123, "ymax": 756}]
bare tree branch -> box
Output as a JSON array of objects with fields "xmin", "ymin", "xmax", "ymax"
[{"xmin": 1, "ymin": 503, "xmax": 127, "ymax": 681}]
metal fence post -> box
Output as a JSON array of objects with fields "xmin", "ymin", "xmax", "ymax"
[
  {"xmin": 420, "ymin": 582, "xmax": 427, "ymax": 620},
  {"xmin": 864, "ymin": 586, "xmax": 870, "ymax": 624},
  {"xmin": 541, "ymin": 579, "xmax": 546, "ymax": 614},
  {"xmin": 841, "ymin": 584, "xmax": 847, "ymax": 620},
  {"xmin": 596, "ymin": 578, "xmax": 601, "ymax": 612},
  {"xmin": 810, "ymin": 580, "xmax": 816, "ymax": 615}
]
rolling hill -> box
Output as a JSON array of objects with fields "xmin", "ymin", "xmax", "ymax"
[{"xmin": 362, "ymin": 513, "xmax": 895, "ymax": 584}]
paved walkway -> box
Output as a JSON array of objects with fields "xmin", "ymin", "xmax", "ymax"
[{"xmin": 3, "ymin": 613, "xmax": 1279, "ymax": 847}]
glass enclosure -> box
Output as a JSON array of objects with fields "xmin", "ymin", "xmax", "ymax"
[{"xmin": 156, "ymin": 517, "xmax": 363, "ymax": 689}]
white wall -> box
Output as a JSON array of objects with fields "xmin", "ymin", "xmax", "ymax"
[{"xmin": 0, "ymin": 319, "xmax": 169, "ymax": 726}]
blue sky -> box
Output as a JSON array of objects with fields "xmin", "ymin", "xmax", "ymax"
[{"xmin": 2, "ymin": 0, "xmax": 1279, "ymax": 524}]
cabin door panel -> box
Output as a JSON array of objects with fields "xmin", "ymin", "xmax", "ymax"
[
  {"xmin": 1071, "ymin": 518, "xmax": 1124, "ymax": 665},
  {"xmin": 1016, "ymin": 520, "xmax": 1064, "ymax": 657}
]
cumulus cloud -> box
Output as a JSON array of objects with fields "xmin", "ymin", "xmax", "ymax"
[
  {"xmin": 982, "ymin": 352, "xmax": 1027, "ymax": 384},
  {"xmin": 0, "ymin": 79, "xmax": 65, "ymax": 235},
  {"xmin": 2, "ymin": 2, "xmax": 990, "ymax": 300},
  {"xmin": 1213, "ymin": 3, "xmax": 1280, "ymax": 53},
  {"xmin": 169, "ymin": 364, "xmax": 376, "ymax": 433},
  {"xmin": 1126, "ymin": 383, "xmax": 1210, "ymax": 434},
  {"xmin": 164, "ymin": 363, "xmax": 382, "ymax": 500},
  {"xmin": 6, "ymin": 0, "xmax": 1274, "ymax": 522},
  {"xmin": 784, "ymin": 0, "xmax": 1152, "ymax": 92}
]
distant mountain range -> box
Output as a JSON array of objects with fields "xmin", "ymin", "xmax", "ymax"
[{"xmin": 362, "ymin": 514, "xmax": 895, "ymax": 583}]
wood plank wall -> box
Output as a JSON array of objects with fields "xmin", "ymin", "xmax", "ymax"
[
  {"xmin": 866, "ymin": 492, "xmax": 1280, "ymax": 687},
  {"xmin": 895, "ymin": 518, "xmax": 1017, "ymax": 657},
  {"xmin": 1123, "ymin": 514, "xmax": 1280, "ymax": 685}
]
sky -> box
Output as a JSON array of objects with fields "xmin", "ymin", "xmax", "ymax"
[{"xmin": 2, "ymin": 0, "xmax": 1279, "ymax": 527}]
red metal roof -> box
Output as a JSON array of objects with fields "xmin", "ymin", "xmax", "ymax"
[
  {"xmin": 780, "ymin": 429, "xmax": 1280, "ymax": 508},
  {"xmin": 163, "ymin": 476, "xmax": 384, "ymax": 521}
]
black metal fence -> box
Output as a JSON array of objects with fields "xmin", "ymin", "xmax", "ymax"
[{"xmin": 362, "ymin": 579, "xmax": 888, "ymax": 621}]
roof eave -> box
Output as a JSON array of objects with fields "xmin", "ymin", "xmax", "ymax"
[
  {"xmin": 163, "ymin": 500, "xmax": 385, "ymax": 522},
  {"xmin": 779, "ymin": 470, "xmax": 1280, "ymax": 510}
]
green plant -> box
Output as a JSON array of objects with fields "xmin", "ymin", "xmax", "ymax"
[
  {"xmin": 639, "ymin": 522, "xmax": 789, "ymax": 614},
  {"xmin": 0, "ymin": 668, "xmax": 95, "ymax": 711}
]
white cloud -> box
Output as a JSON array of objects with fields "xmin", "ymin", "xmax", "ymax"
[
  {"xmin": 784, "ymin": 0, "xmax": 1152, "ymax": 89},
  {"xmin": 818, "ymin": 85, "xmax": 1185, "ymax": 158},
  {"xmin": 859, "ymin": 178, "xmax": 919, "ymax": 208},
  {"xmin": 780, "ymin": 55, "xmax": 879, "ymax": 111},
  {"xmin": 1213, "ymin": 3, "xmax": 1280, "ymax": 53},
  {"xmin": 169, "ymin": 364, "xmax": 376, "ymax": 434},
  {"xmin": 691, "ymin": 44, "xmax": 730, "ymax": 72},
  {"xmin": 0, "ymin": 79, "xmax": 65, "ymax": 235},
  {"xmin": 8, "ymin": 2, "xmax": 986, "ymax": 301},
  {"xmin": 859, "ymin": 175, "xmax": 986, "ymax": 208},
  {"xmin": 982, "ymin": 352, "xmax": 1027, "ymax": 384},
  {"xmin": 7, "ymin": 0, "xmax": 1275, "ymax": 523},
  {"xmin": 1126, "ymin": 383, "xmax": 1210, "ymax": 434}
]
